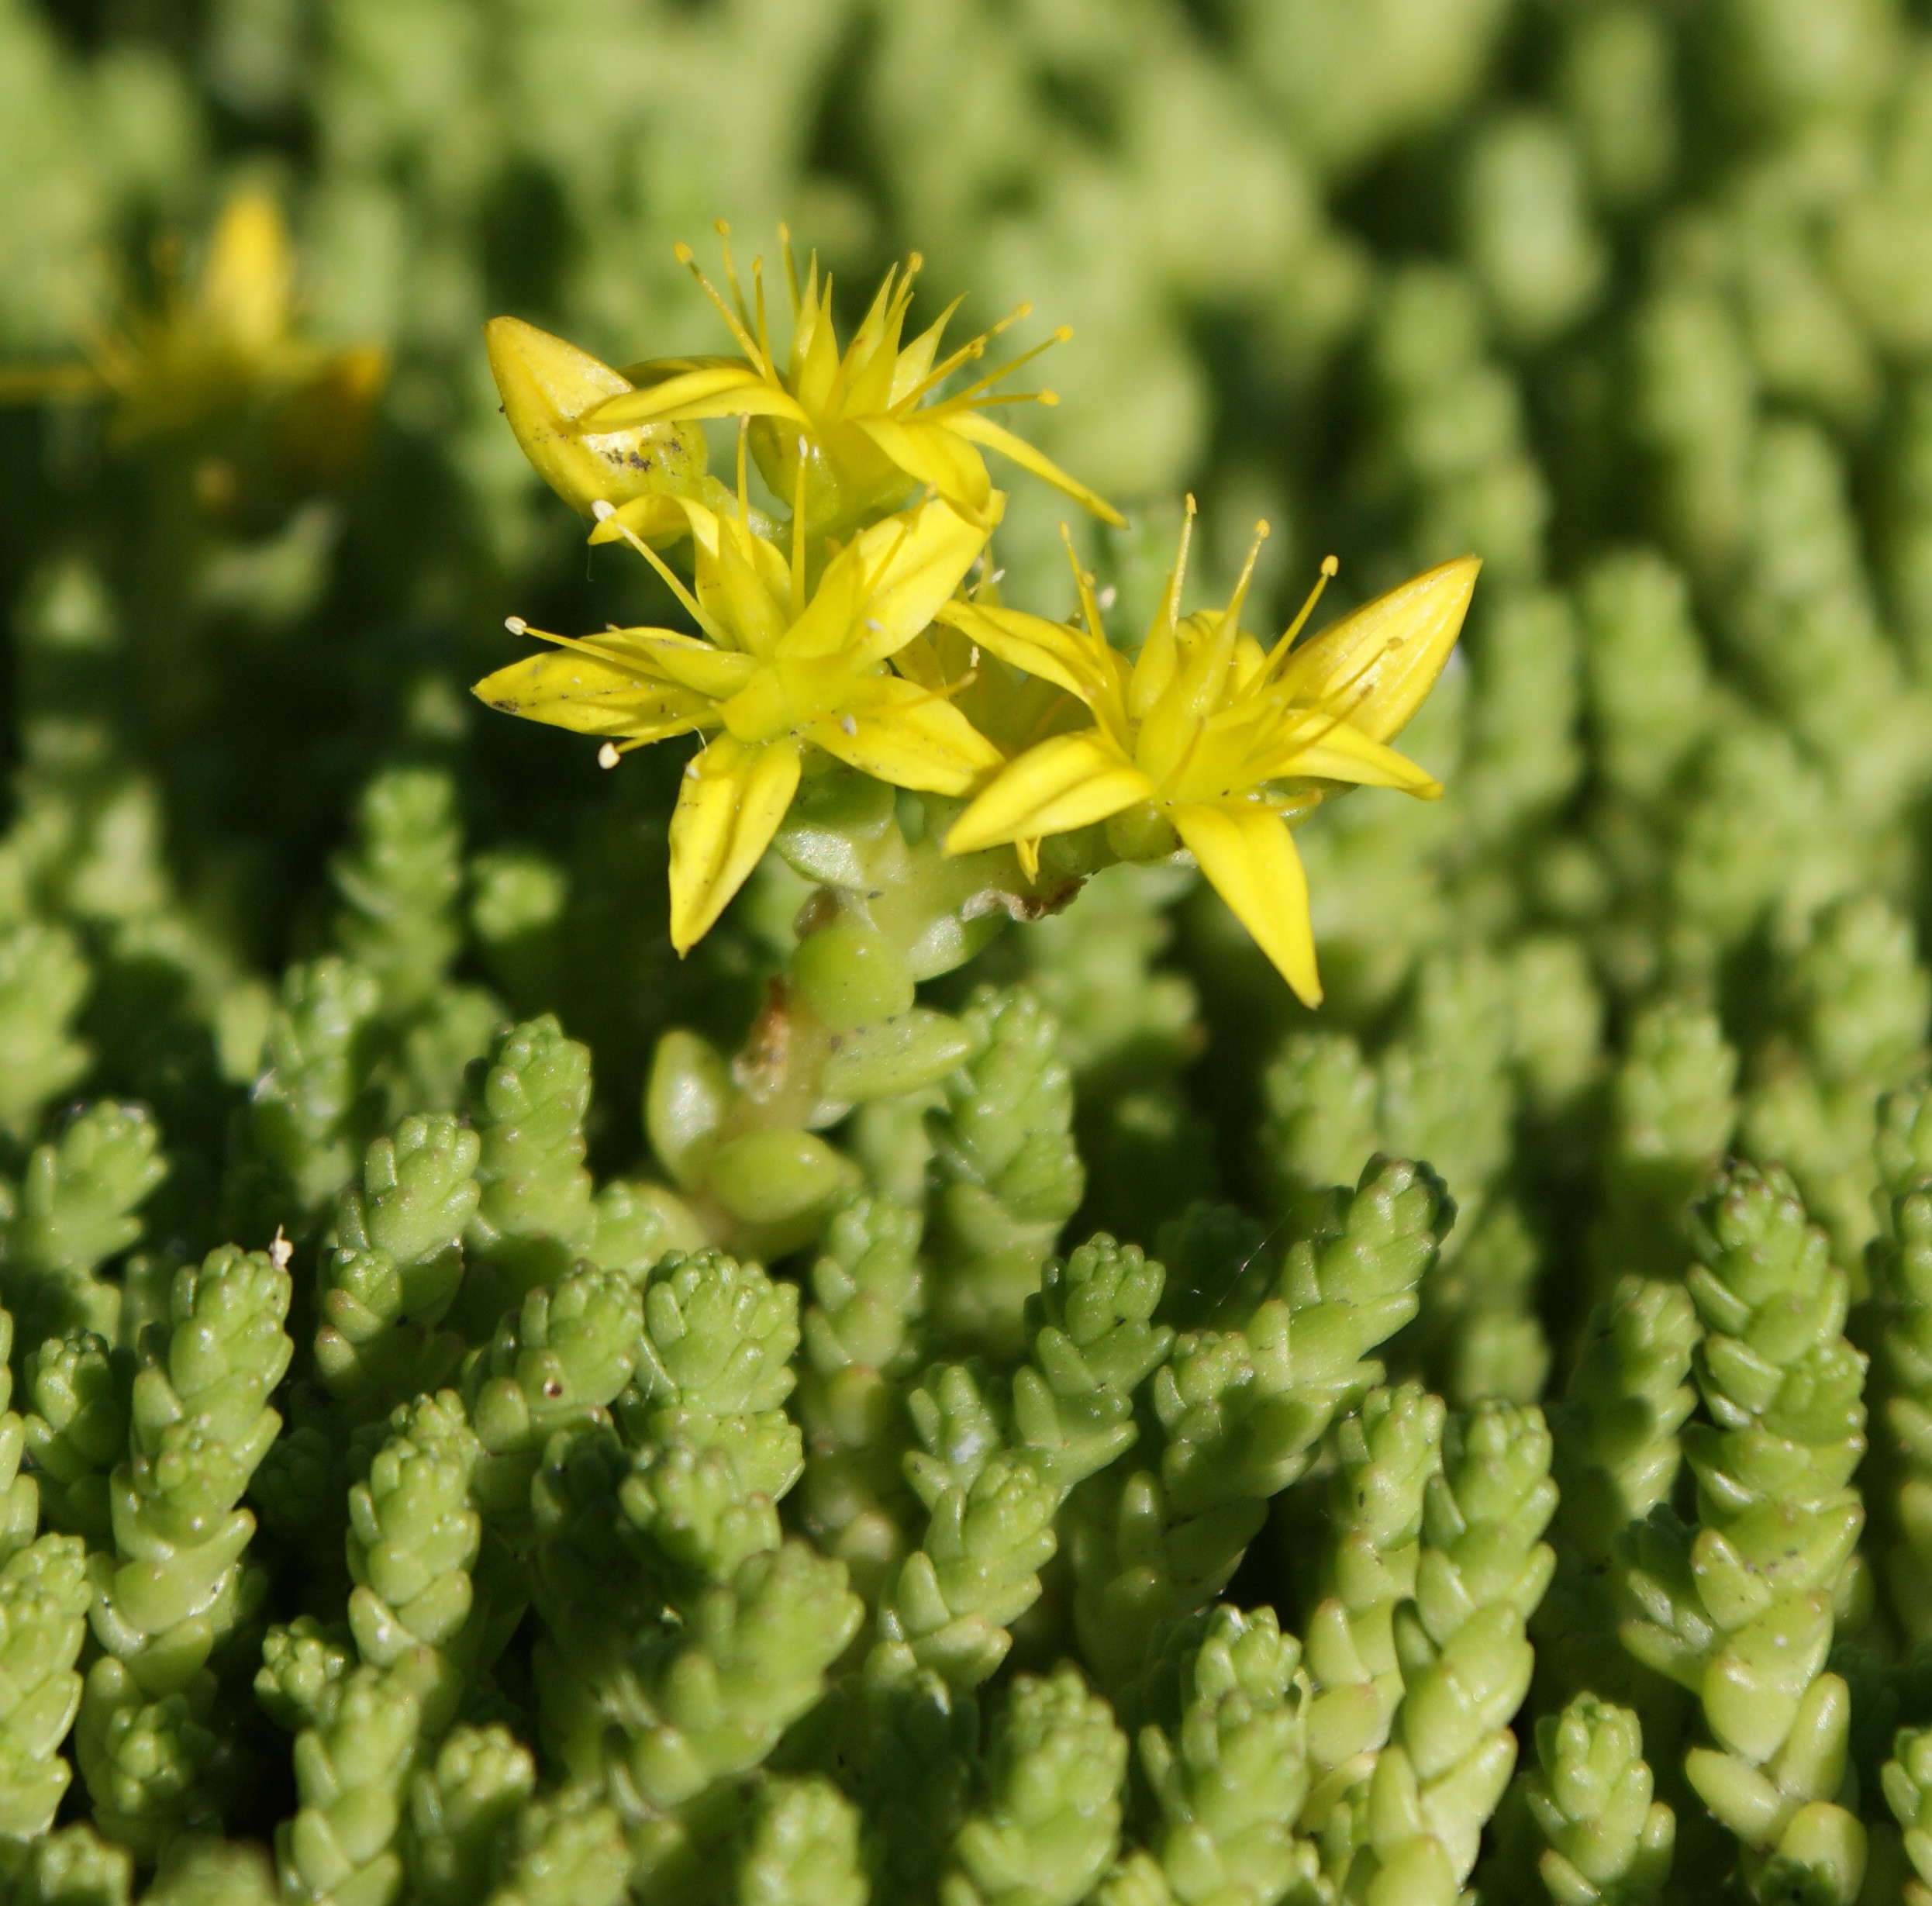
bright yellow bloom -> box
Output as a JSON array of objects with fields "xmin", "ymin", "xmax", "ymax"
[
  {"xmin": 941, "ymin": 516, "xmax": 1479, "ymax": 1004},
  {"xmin": 474, "ymin": 495, "xmax": 1002, "ymax": 953},
  {"xmin": 574, "ymin": 225, "xmax": 1124, "ymax": 540},
  {"xmin": 1, "ymin": 192, "xmax": 385, "ymax": 469}
]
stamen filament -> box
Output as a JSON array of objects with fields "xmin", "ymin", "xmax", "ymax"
[
  {"xmin": 900, "ymin": 299, "xmax": 1033, "ymax": 405},
  {"xmin": 1220, "ymin": 520, "xmax": 1271, "ymax": 641},
  {"xmin": 673, "ymin": 240, "xmax": 764, "ymax": 368},
  {"xmin": 716, "ymin": 222, "xmax": 762, "ymax": 364},
  {"xmin": 778, "ymin": 224, "xmax": 802, "ymax": 319},
  {"xmin": 591, "ymin": 499, "xmax": 729, "ymax": 646},
  {"xmin": 938, "ymin": 324, "xmax": 1068, "ymax": 409},
  {"xmin": 1264, "ymin": 554, "xmax": 1341, "ymax": 682},
  {"xmin": 1152, "ymin": 495, "xmax": 1199, "ymax": 644},
  {"xmin": 1059, "ymin": 524, "xmax": 1107, "ymax": 644}
]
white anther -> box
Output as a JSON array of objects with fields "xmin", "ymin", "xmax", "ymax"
[
  {"xmin": 505, "ymin": 615, "xmax": 528, "ymax": 634},
  {"xmin": 840, "ymin": 715, "xmax": 858, "ymax": 737},
  {"xmin": 597, "ymin": 743, "xmax": 620, "ymax": 769},
  {"xmin": 1096, "ymin": 586, "xmax": 1117, "ymax": 610},
  {"xmin": 269, "ymin": 1227, "xmax": 293, "ymax": 1270},
  {"xmin": 592, "ymin": 499, "xmax": 616, "ymax": 521}
]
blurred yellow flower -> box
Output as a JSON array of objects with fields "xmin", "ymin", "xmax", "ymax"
[
  {"xmin": 474, "ymin": 495, "xmax": 1002, "ymax": 953},
  {"xmin": 942, "ymin": 515, "xmax": 1479, "ymax": 1003},
  {"xmin": 1, "ymin": 191, "xmax": 385, "ymax": 478},
  {"xmin": 576, "ymin": 224, "xmax": 1124, "ymax": 540}
]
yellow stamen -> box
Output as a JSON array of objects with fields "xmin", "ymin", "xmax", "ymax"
[
  {"xmin": 940, "ymin": 323, "xmax": 1068, "ymax": 411},
  {"xmin": 1221, "ymin": 521, "xmax": 1270, "ymax": 639},
  {"xmin": 716, "ymin": 221, "xmax": 761, "ymax": 356},
  {"xmin": 1058, "ymin": 524, "xmax": 1107, "ymax": 644},
  {"xmin": 1264, "ymin": 554, "xmax": 1341, "ymax": 683},
  {"xmin": 753, "ymin": 254, "xmax": 771, "ymax": 369},
  {"xmin": 591, "ymin": 499, "xmax": 728, "ymax": 646},
  {"xmin": 901, "ymin": 300, "xmax": 1033, "ymax": 406},
  {"xmin": 1153, "ymin": 495, "xmax": 1199, "ymax": 644},
  {"xmin": 673, "ymin": 238, "xmax": 765, "ymax": 370}
]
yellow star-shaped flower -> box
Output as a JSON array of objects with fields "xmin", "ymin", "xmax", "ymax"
[
  {"xmin": 473, "ymin": 495, "xmax": 1003, "ymax": 953},
  {"xmin": 2, "ymin": 191, "xmax": 385, "ymax": 466},
  {"xmin": 941, "ymin": 515, "xmax": 1479, "ymax": 1004},
  {"xmin": 574, "ymin": 225, "xmax": 1123, "ymax": 540}
]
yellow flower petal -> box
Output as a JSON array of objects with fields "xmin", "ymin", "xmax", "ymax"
[
  {"xmin": 585, "ymin": 361, "xmax": 809, "ymax": 429},
  {"xmin": 946, "ymin": 730, "xmax": 1154, "ymax": 855},
  {"xmin": 200, "ymin": 192, "xmax": 294, "ymax": 353},
  {"xmin": 854, "ymin": 416, "xmax": 994, "ymax": 517},
  {"xmin": 947, "ymin": 411, "xmax": 1126, "ymax": 527},
  {"xmin": 937, "ymin": 600, "xmax": 1127, "ymax": 737},
  {"xmin": 668, "ymin": 734, "xmax": 803, "ymax": 954},
  {"xmin": 792, "ymin": 278, "xmax": 845, "ymax": 416},
  {"xmin": 1254, "ymin": 712, "xmax": 1442, "ymax": 797},
  {"xmin": 1170, "ymin": 802, "xmax": 1321, "ymax": 1005},
  {"xmin": 808, "ymin": 676, "xmax": 1004, "ymax": 796},
  {"xmin": 1271, "ymin": 555, "xmax": 1479, "ymax": 744},
  {"xmin": 693, "ymin": 513, "xmax": 792, "ymax": 659},
  {"xmin": 589, "ymin": 629, "xmax": 759, "ymax": 699},
  {"xmin": 587, "ymin": 492, "xmax": 699, "ymax": 547},
  {"xmin": 784, "ymin": 499, "xmax": 989, "ymax": 665},
  {"xmin": 471, "ymin": 649, "xmax": 715, "ymax": 741}
]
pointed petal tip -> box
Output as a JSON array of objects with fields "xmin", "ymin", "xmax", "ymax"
[{"xmin": 940, "ymin": 816, "xmax": 987, "ymax": 858}]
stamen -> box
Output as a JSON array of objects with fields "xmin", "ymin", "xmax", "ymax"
[
  {"xmin": 592, "ymin": 498, "xmax": 728, "ymax": 645},
  {"xmin": 505, "ymin": 616, "xmax": 528, "ymax": 635},
  {"xmin": 598, "ymin": 743, "xmax": 620, "ymax": 768},
  {"xmin": 673, "ymin": 239, "xmax": 763, "ymax": 366},
  {"xmin": 1153, "ymin": 496, "xmax": 1199, "ymax": 642},
  {"xmin": 1058, "ymin": 523, "xmax": 1106, "ymax": 642},
  {"xmin": 966, "ymin": 388, "xmax": 1058, "ymax": 410},
  {"xmin": 944, "ymin": 324, "xmax": 1070, "ymax": 409},
  {"xmin": 778, "ymin": 224, "xmax": 802, "ymax": 319},
  {"xmin": 752, "ymin": 254, "xmax": 771, "ymax": 368},
  {"xmin": 1263, "ymin": 554, "xmax": 1341, "ymax": 683},
  {"xmin": 840, "ymin": 715, "xmax": 857, "ymax": 737},
  {"xmin": 716, "ymin": 221, "xmax": 760, "ymax": 350},
  {"xmin": 900, "ymin": 299, "xmax": 1034, "ymax": 405},
  {"xmin": 1220, "ymin": 520, "xmax": 1271, "ymax": 638}
]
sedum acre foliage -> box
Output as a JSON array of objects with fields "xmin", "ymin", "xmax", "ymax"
[{"xmin": 15, "ymin": 3, "xmax": 1932, "ymax": 1903}]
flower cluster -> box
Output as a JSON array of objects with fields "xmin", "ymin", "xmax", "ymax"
[{"xmin": 474, "ymin": 231, "xmax": 1475, "ymax": 1005}]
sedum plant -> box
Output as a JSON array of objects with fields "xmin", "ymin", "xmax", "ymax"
[{"xmin": 16, "ymin": 11, "xmax": 1932, "ymax": 1888}]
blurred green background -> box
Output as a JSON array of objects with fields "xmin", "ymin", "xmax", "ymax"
[{"xmin": 6, "ymin": 0, "xmax": 1932, "ymax": 1375}]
